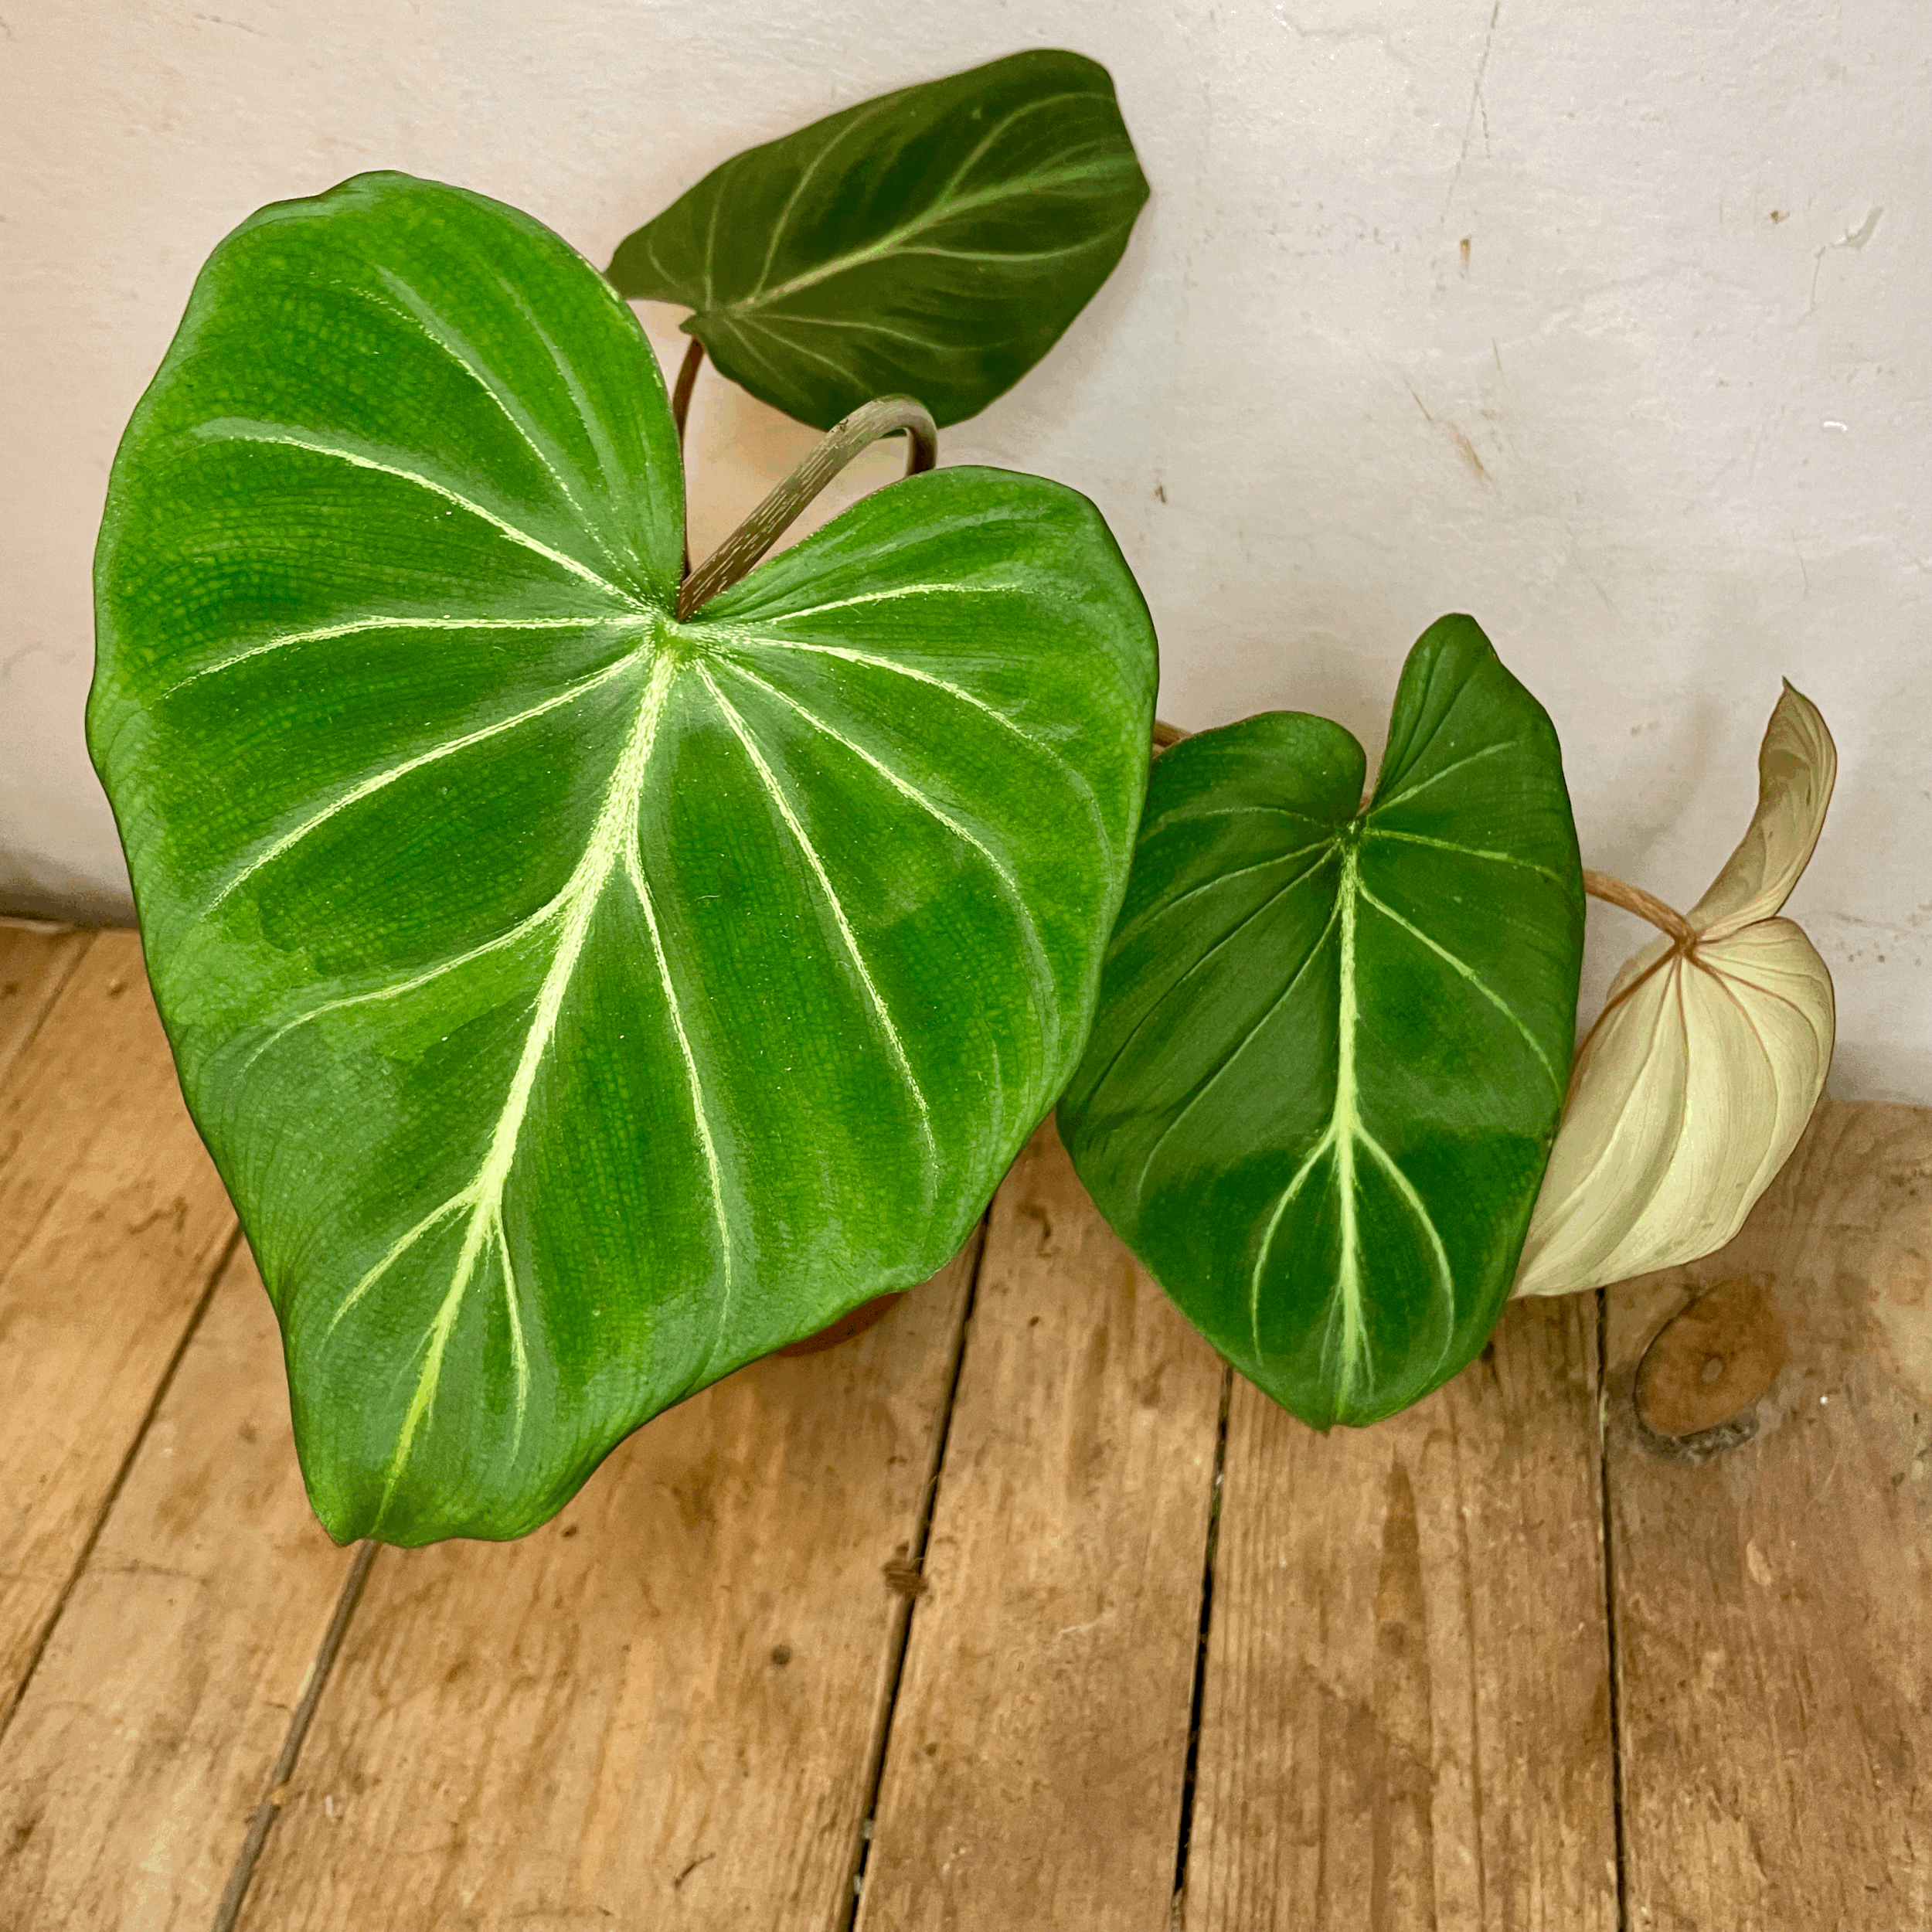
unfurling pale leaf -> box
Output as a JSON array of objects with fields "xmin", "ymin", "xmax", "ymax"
[
  {"xmin": 1687, "ymin": 679, "xmax": 1837, "ymax": 940},
  {"xmin": 1060, "ymin": 618, "xmax": 1584, "ymax": 1428},
  {"xmin": 607, "ymin": 49, "xmax": 1150, "ymax": 429},
  {"xmin": 1513, "ymin": 684, "xmax": 1837, "ymax": 1298},
  {"xmin": 90, "ymin": 172, "xmax": 1155, "ymax": 1545}
]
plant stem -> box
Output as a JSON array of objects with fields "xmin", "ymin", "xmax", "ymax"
[
  {"xmin": 672, "ymin": 338, "xmax": 706, "ymax": 583},
  {"xmin": 678, "ymin": 396, "xmax": 938, "ymax": 622},
  {"xmin": 672, "ymin": 336, "xmax": 705, "ymax": 449},
  {"xmin": 1582, "ymin": 867, "xmax": 1696, "ymax": 946}
]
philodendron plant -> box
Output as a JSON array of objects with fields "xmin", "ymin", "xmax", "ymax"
[
  {"xmin": 1059, "ymin": 643, "xmax": 1836, "ymax": 1429},
  {"xmin": 90, "ymin": 51, "xmax": 1838, "ymax": 1547},
  {"xmin": 92, "ymin": 168, "xmax": 1155, "ymax": 1546}
]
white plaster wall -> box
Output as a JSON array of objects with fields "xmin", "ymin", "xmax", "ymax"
[{"xmin": 3, "ymin": 0, "xmax": 1927, "ymax": 1098}]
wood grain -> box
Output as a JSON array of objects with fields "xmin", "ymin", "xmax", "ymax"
[
  {"xmin": 0, "ymin": 923, "xmax": 88, "ymax": 1090},
  {"xmin": 233, "ymin": 1232, "xmax": 983, "ymax": 1930},
  {"xmin": 0, "ymin": 1244, "xmax": 359, "ymax": 1931},
  {"xmin": 855, "ymin": 1124, "xmax": 1225, "ymax": 1932},
  {"xmin": 1605, "ymin": 1098, "xmax": 1932, "ymax": 1932},
  {"xmin": 0, "ymin": 930, "xmax": 237, "ymax": 1723},
  {"xmin": 3, "ymin": 937, "xmax": 1926, "ymax": 1932},
  {"xmin": 1184, "ymin": 1292, "xmax": 1618, "ymax": 1931}
]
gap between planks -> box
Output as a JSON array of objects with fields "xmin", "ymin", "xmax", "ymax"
[
  {"xmin": 852, "ymin": 1123, "xmax": 1227, "ymax": 1931},
  {"xmin": 1596, "ymin": 1291, "xmax": 1632, "ymax": 1932},
  {"xmin": 1178, "ymin": 1288, "xmax": 1617, "ymax": 1930},
  {"xmin": 209, "ymin": 1540, "xmax": 379, "ymax": 1932},
  {"xmin": 1168, "ymin": 1365, "xmax": 1236, "ymax": 1927},
  {"xmin": 0, "ymin": 924, "xmax": 91, "ymax": 1094},
  {"xmin": 0, "ymin": 1227, "xmax": 240, "ymax": 1750},
  {"xmin": 837, "ymin": 1216, "xmax": 993, "ymax": 1930},
  {"xmin": 209, "ymin": 1219, "xmax": 995, "ymax": 1932},
  {"xmin": 211, "ymin": 1221, "xmax": 997, "ymax": 1932},
  {"xmin": 0, "ymin": 927, "xmax": 243, "ymax": 1744}
]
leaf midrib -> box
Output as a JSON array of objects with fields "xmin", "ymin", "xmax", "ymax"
[
  {"xmin": 1245, "ymin": 836, "xmax": 1461, "ymax": 1414},
  {"xmin": 310, "ymin": 624, "xmax": 983, "ymax": 1519},
  {"xmin": 332, "ymin": 650, "xmax": 681, "ymax": 1529},
  {"xmin": 713, "ymin": 154, "xmax": 1135, "ymax": 318}
]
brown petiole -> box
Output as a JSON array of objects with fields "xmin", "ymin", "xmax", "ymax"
[
  {"xmin": 1581, "ymin": 867, "xmax": 1697, "ymax": 947},
  {"xmin": 672, "ymin": 338, "xmax": 706, "ymax": 580}
]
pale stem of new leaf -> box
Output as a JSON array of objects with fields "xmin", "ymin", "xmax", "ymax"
[
  {"xmin": 1582, "ymin": 866, "xmax": 1696, "ymax": 946},
  {"xmin": 676, "ymin": 395, "xmax": 939, "ymax": 621}
]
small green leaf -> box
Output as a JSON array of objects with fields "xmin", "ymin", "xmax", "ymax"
[
  {"xmin": 607, "ymin": 49, "xmax": 1150, "ymax": 429},
  {"xmin": 1059, "ymin": 619, "xmax": 1583, "ymax": 1427},
  {"xmin": 91, "ymin": 172, "xmax": 1155, "ymax": 1545}
]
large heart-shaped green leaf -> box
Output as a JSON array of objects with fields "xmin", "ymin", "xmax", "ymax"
[
  {"xmin": 90, "ymin": 172, "xmax": 1155, "ymax": 1546},
  {"xmin": 607, "ymin": 49, "xmax": 1149, "ymax": 429},
  {"xmin": 1058, "ymin": 620, "xmax": 1582, "ymax": 1427}
]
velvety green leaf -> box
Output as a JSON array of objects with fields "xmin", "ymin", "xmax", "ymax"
[
  {"xmin": 1059, "ymin": 618, "xmax": 1583, "ymax": 1427},
  {"xmin": 607, "ymin": 49, "xmax": 1149, "ymax": 428},
  {"xmin": 90, "ymin": 172, "xmax": 1156, "ymax": 1546}
]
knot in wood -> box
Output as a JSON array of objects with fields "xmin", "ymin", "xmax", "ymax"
[{"xmin": 1634, "ymin": 1276, "xmax": 1789, "ymax": 1458}]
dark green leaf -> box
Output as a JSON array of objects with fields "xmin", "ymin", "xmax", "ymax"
[
  {"xmin": 1058, "ymin": 619, "xmax": 1583, "ymax": 1427},
  {"xmin": 607, "ymin": 49, "xmax": 1149, "ymax": 429},
  {"xmin": 91, "ymin": 172, "xmax": 1156, "ymax": 1545}
]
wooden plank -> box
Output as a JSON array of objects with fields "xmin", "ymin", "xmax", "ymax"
[
  {"xmin": 0, "ymin": 923, "xmax": 88, "ymax": 1090},
  {"xmin": 233, "ymin": 1231, "xmax": 983, "ymax": 1930},
  {"xmin": 0, "ymin": 930, "xmax": 238, "ymax": 1723},
  {"xmin": 1605, "ymin": 1098, "xmax": 1932, "ymax": 1932},
  {"xmin": 0, "ymin": 1245, "xmax": 359, "ymax": 1930},
  {"xmin": 1184, "ymin": 1294, "xmax": 1618, "ymax": 1931},
  {"xmin": 856, "ymin": 1124, "xmax": 1225, "ymax": 1932}
]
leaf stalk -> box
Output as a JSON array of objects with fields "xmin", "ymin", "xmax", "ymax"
[
  {"xmin": 678, "ymin": 396, "xmax": 938, "ymax": 621},
  {"xmin": 673, "ymin": 338, "xmax": 706, "ymax": 582},
  {"xmin": 671, "ymin": 335, "xmax": 706, "ymax": 448},
  {"xmin": 1582, "ymin": 867, "xmax": 1696, "ymax": 947}
]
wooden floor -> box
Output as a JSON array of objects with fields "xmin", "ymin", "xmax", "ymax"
[{"xmin": 1, "ymin": 924, "xmax": 1927, "ymax": 1932}]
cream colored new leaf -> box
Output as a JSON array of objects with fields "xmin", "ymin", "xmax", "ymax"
[
  {"xmin": 1687, "ymin": 680, "xmax": 1836, "ymax": 940},
  {"xmin": 1513, "ymin": 685, "xmax": 1837, "ymax": 1299},
  {"xmin": 1512, "ymin": 923, "xmax": 1833, "ymax": 1296}
]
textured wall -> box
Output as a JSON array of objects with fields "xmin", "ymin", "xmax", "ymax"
[{"xmin": 4, "ymin": 1, "xmax": 1927, "ymax": 1098}]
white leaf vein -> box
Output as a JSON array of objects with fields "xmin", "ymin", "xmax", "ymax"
[
  {"xmin": 713, "ymin": 631, "xmax": 1115, "ymax": 864},
  {"xmin": 750, "ymin": 94, "xmax": 906, "ymax": 294},
  {"xmin": 158, "ymin": 614, "xmax": 639, "ymax": 702},
  {"xmin": 709, "ymin": 652, "xmax": 1058, "ymax": 1060},
  {"xmin": 1372, "ymin": 739, "xmax": 1512, "ymax": 814},
  {"xmin": 1134, "ymin": 893, "xmax": 1342, "ymax": 1199},
  {"xmin": 1364, "ymin": 825, "xmax": 1568, "ymax": 889},
  {"xmin": 696, "ymin": 664, "xmax": 938, "ymax": 1179},
  {"xmin": 327, "ymin": 654, "xmax": 680, "ymax": 1526},
  {"xmin": 192, "ymin": 420, "xmax": 641, "ymax": 604},
  {"xmin": 621, "ymin": 834, "xmax": 737, "ymax": 1367},
  {"xmin": 1354, "ymin": 877, "xmax": 1563, "ymax": 1095},
  {"xmin": 366, "ymin": 267, "xmax": 626, "ymax": 575},
  {"xmin": 728, "ymin": 155, "xmax": 1137, "ymax": 314},
  {"xmin": 1082, "ymin": 845, "xmax": 1336, "ymax": 1121},
  {"xmin": 205, "ymin": 651, "xmax": 641, "ymax": 912}
]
